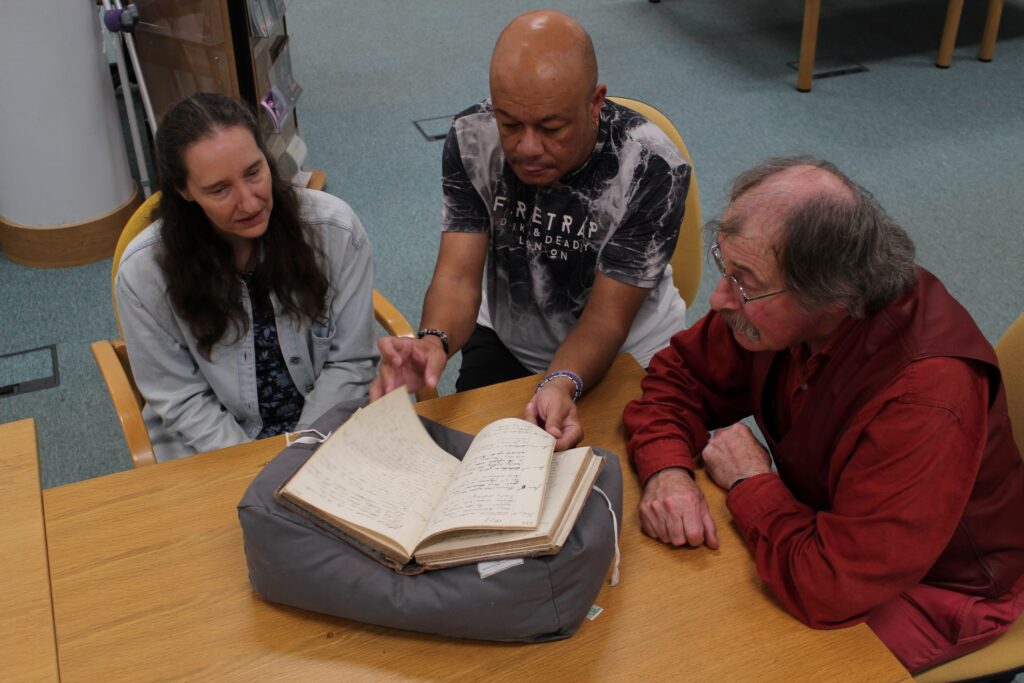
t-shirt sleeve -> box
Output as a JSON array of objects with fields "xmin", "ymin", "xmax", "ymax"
[
  {"xmin": 440, "ymin": 124, "xmax": 491, "ymax": 234},
  {"xmin": 598, "ymin": 154, "xmax": 690, "ymax": 288}
]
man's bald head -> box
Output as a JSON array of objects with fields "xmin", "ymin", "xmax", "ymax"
[
  {"xmin": 714, "ymin": 156, "xmax": 916, "ymax": 316},
  {"xmin": 490, "ymin": 10, "xmax": 598, "ymax": 104},
  {"xmin": 486, "ymin": 10, "xmax": 606, "ymax": 185}
]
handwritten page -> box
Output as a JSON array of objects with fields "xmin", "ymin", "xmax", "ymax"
[
  {"xmin": 280, "ymin": 389, "xmax": 459, "ymax": 558},
  {"xmin": 416, "ymin": 447, "xmax": 592, "ymax": 557},
  {"xmin": 420, "ymin": 418, "xmax": 555, "ymax": 540}
]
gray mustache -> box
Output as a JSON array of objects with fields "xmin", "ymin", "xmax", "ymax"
[{"xmin": 720, "ymin": 310, "xmax": 761, "ymax": 342}]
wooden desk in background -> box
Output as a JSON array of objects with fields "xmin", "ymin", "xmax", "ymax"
[
  {"xmin": 42, "ymin": 355, "xmax": 910, "ymax": 681},
  {"xmin": 1, "ymin": 418, "xmax": 59, "ymax": 682}
]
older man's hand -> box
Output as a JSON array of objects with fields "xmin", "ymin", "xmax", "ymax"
[
  {"xmin": 639, "ymin": 468, "xmax": 719, "ymax": 549},
  {"xmin": 701, "ymin": 423, "xmax": 773, "ymax": 491}
]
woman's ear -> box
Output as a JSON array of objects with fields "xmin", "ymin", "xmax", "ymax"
[{"xmin": 177, "ymin": 187, "xmax": 194, "ymax": 202}]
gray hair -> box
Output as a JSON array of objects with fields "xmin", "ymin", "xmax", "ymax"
[{"xmin": 710, "ymin": 155, "xmax": 917, "ymax": 317}]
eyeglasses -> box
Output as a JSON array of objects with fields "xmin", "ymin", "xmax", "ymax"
[{"xmin": 711, "ymin": 242, "xmax": 786, "ymax": 304}]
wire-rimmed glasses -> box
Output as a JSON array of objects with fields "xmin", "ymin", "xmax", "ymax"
[{"xmin": 710, "ymin": 242, "xmax": 786, "ymax": 304}]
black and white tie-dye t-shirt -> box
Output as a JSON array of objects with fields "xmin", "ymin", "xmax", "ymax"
[{"xmin": 441, "ymin": 98, "xmax": 690, "ymax": 373}]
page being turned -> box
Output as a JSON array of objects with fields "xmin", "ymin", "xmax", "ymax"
[{"xmin": 281, "ymin": 388, "xmax": 459, "ymax": 557}]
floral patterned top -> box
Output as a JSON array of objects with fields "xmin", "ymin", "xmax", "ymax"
[{"xmin": 246, "ymin": 279, "xmax": 304, "ymax": 439}]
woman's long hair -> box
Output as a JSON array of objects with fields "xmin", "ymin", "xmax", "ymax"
[{"xmin": 153, "ymin": 93, "xmax": 329, "ymax": 357}]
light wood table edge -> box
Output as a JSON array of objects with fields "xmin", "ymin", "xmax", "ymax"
[{"xmin": 1, "ymin": 418, "xmax": 60, "ymax": 681}]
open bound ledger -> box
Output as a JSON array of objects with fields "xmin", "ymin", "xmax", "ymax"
[{"xmin": 276, "ymin": 388, "xmax": 604, "ymax": 572}]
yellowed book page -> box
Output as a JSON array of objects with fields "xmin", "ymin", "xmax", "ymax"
[
  {"xmin": 547, "ymin": 455, "xmax": 604, "ymax": 547},
  {"xmin": 281, "ymin": 389, "xmax": 459, "ymax": 557},
  {"xmin": 417, "ymin": 447, "xmax": 591, "ymax": 556},
  {"xmin": 420, "ymin": 418, "xmax": 555, "ymax": 540},
  {"xmin": 417, "ymin": 455, "xmax": 603, "ymax": 568}
]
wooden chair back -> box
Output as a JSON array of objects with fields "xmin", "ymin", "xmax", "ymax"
[
  {"xmin": 996, "ymin": 313, "xmax": 1024, "ymax": 454},
  {"xmin": 608, "ymin": 96, "xmax": 703, "ymax": 309},
  {"xmin": 112, "ymin": 192, "xmax": 162, "ymax": 335}
]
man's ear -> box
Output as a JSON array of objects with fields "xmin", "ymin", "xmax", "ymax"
[
  {"xmin": 177, "ymin": 187, "xmax": 194, "ymax": 203},
  {"xmin": 590, "ymin": 83, "xmax": 607, "ymax": 120}
]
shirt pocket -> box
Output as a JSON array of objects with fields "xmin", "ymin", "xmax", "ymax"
[
  {"xmin": 308, "ymin": 313, "xmax": 336, "ymax": 370},
  {"xmin": 310, "ymin": 313, "xmax": 336, "ymax": 344}
]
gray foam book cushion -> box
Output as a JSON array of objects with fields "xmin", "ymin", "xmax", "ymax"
[{"xmin": 237, "ymin": 398, "xmax": 624, "ymax": 642}]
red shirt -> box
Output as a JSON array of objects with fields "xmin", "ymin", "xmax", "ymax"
[{"xmin": 625, "ymin": 309, "xmax": 1023, "ymax": 630}]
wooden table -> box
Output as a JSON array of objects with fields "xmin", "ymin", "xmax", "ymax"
[
  {"xmin": 43, "ymin": 355, "xmax": 910, "ymax": 682},
  {"xmin": 1, "ymin": 418, "xmax": 60, "ymax": 682}
]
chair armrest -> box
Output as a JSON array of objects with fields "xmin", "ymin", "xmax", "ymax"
[
  {"xmin": 915, "ymin": 614, "xmax": 1024, "ymax": 681},
  {"xmin": 90, "ymin": 339, "xmax": 157, "ymax": 467},
  {"xmin": 373, "ymin": 289, "xmax": 415, "ymax": 338}
]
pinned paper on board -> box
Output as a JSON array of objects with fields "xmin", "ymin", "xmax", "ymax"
[
  {"xmin": 260, "ymin": 87, "xmax": 289, "ymax": 133},
  {"xmin": 248, "ymin": 0, "xmax": 287, "ymax": 38},
  {"xmin": 259, "ymin": 34, "xmax": 303, "ymax": 134}
]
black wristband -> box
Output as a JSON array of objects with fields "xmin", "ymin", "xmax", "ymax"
[{"xmin": 416, "ymin": 328, "xmax": 449, "ymax": 355}]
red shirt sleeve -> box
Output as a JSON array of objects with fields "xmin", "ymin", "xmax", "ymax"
[
  {"xmin": 624, "ymin": 312, "xmax": 757, "ymax": 484},
  {"xmin": 726, "ymin": 357, "xmax": 989, "ymax": 628}
]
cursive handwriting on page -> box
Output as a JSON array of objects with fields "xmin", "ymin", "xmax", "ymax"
[
  {"xmin": 282, "ymin": 389, "xmax": 459, "ymax": 557},
  {"xmin": 421, "ymin": 418, "xmax": 555, "ymax": 540},
  {"xmin": 415, "ymin": 446, "xmax": 592, "ymax": 556}
]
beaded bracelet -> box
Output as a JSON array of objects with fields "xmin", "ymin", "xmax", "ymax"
[
  {"xmin": 535, "ymin": 370, "xmax": 583, "ymax": 402},
  {"xmin": 416, "ymin": 328, "xmax": 449, "ymax": 355}
]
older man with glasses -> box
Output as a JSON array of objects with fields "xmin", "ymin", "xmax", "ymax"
[{"xmin": 624, "ymin": 156, "xmax": 1024, "ymax": 674}]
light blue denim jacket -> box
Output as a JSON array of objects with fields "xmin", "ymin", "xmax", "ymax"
[{"xmin": 115, "ymin": 189, "xmax": 379, "ymax": 461}]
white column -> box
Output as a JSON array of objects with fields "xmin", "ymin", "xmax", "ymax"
[{"xmin": 0, "ymin": 2, "xmax": 136, "ymax": 228}]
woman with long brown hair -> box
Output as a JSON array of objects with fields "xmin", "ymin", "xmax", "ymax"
[{"xmin": 116, "ymin": 93, "xmax": 377, "ymax": 460}]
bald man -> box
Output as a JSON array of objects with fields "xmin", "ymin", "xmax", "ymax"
[
  {"xmin": 372, "ymin": 11, "xmax": 690, "ymax": 448},
  {"xmin": 625, "ymin": 156, "xmax": 1024, "ymax": 673}
]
